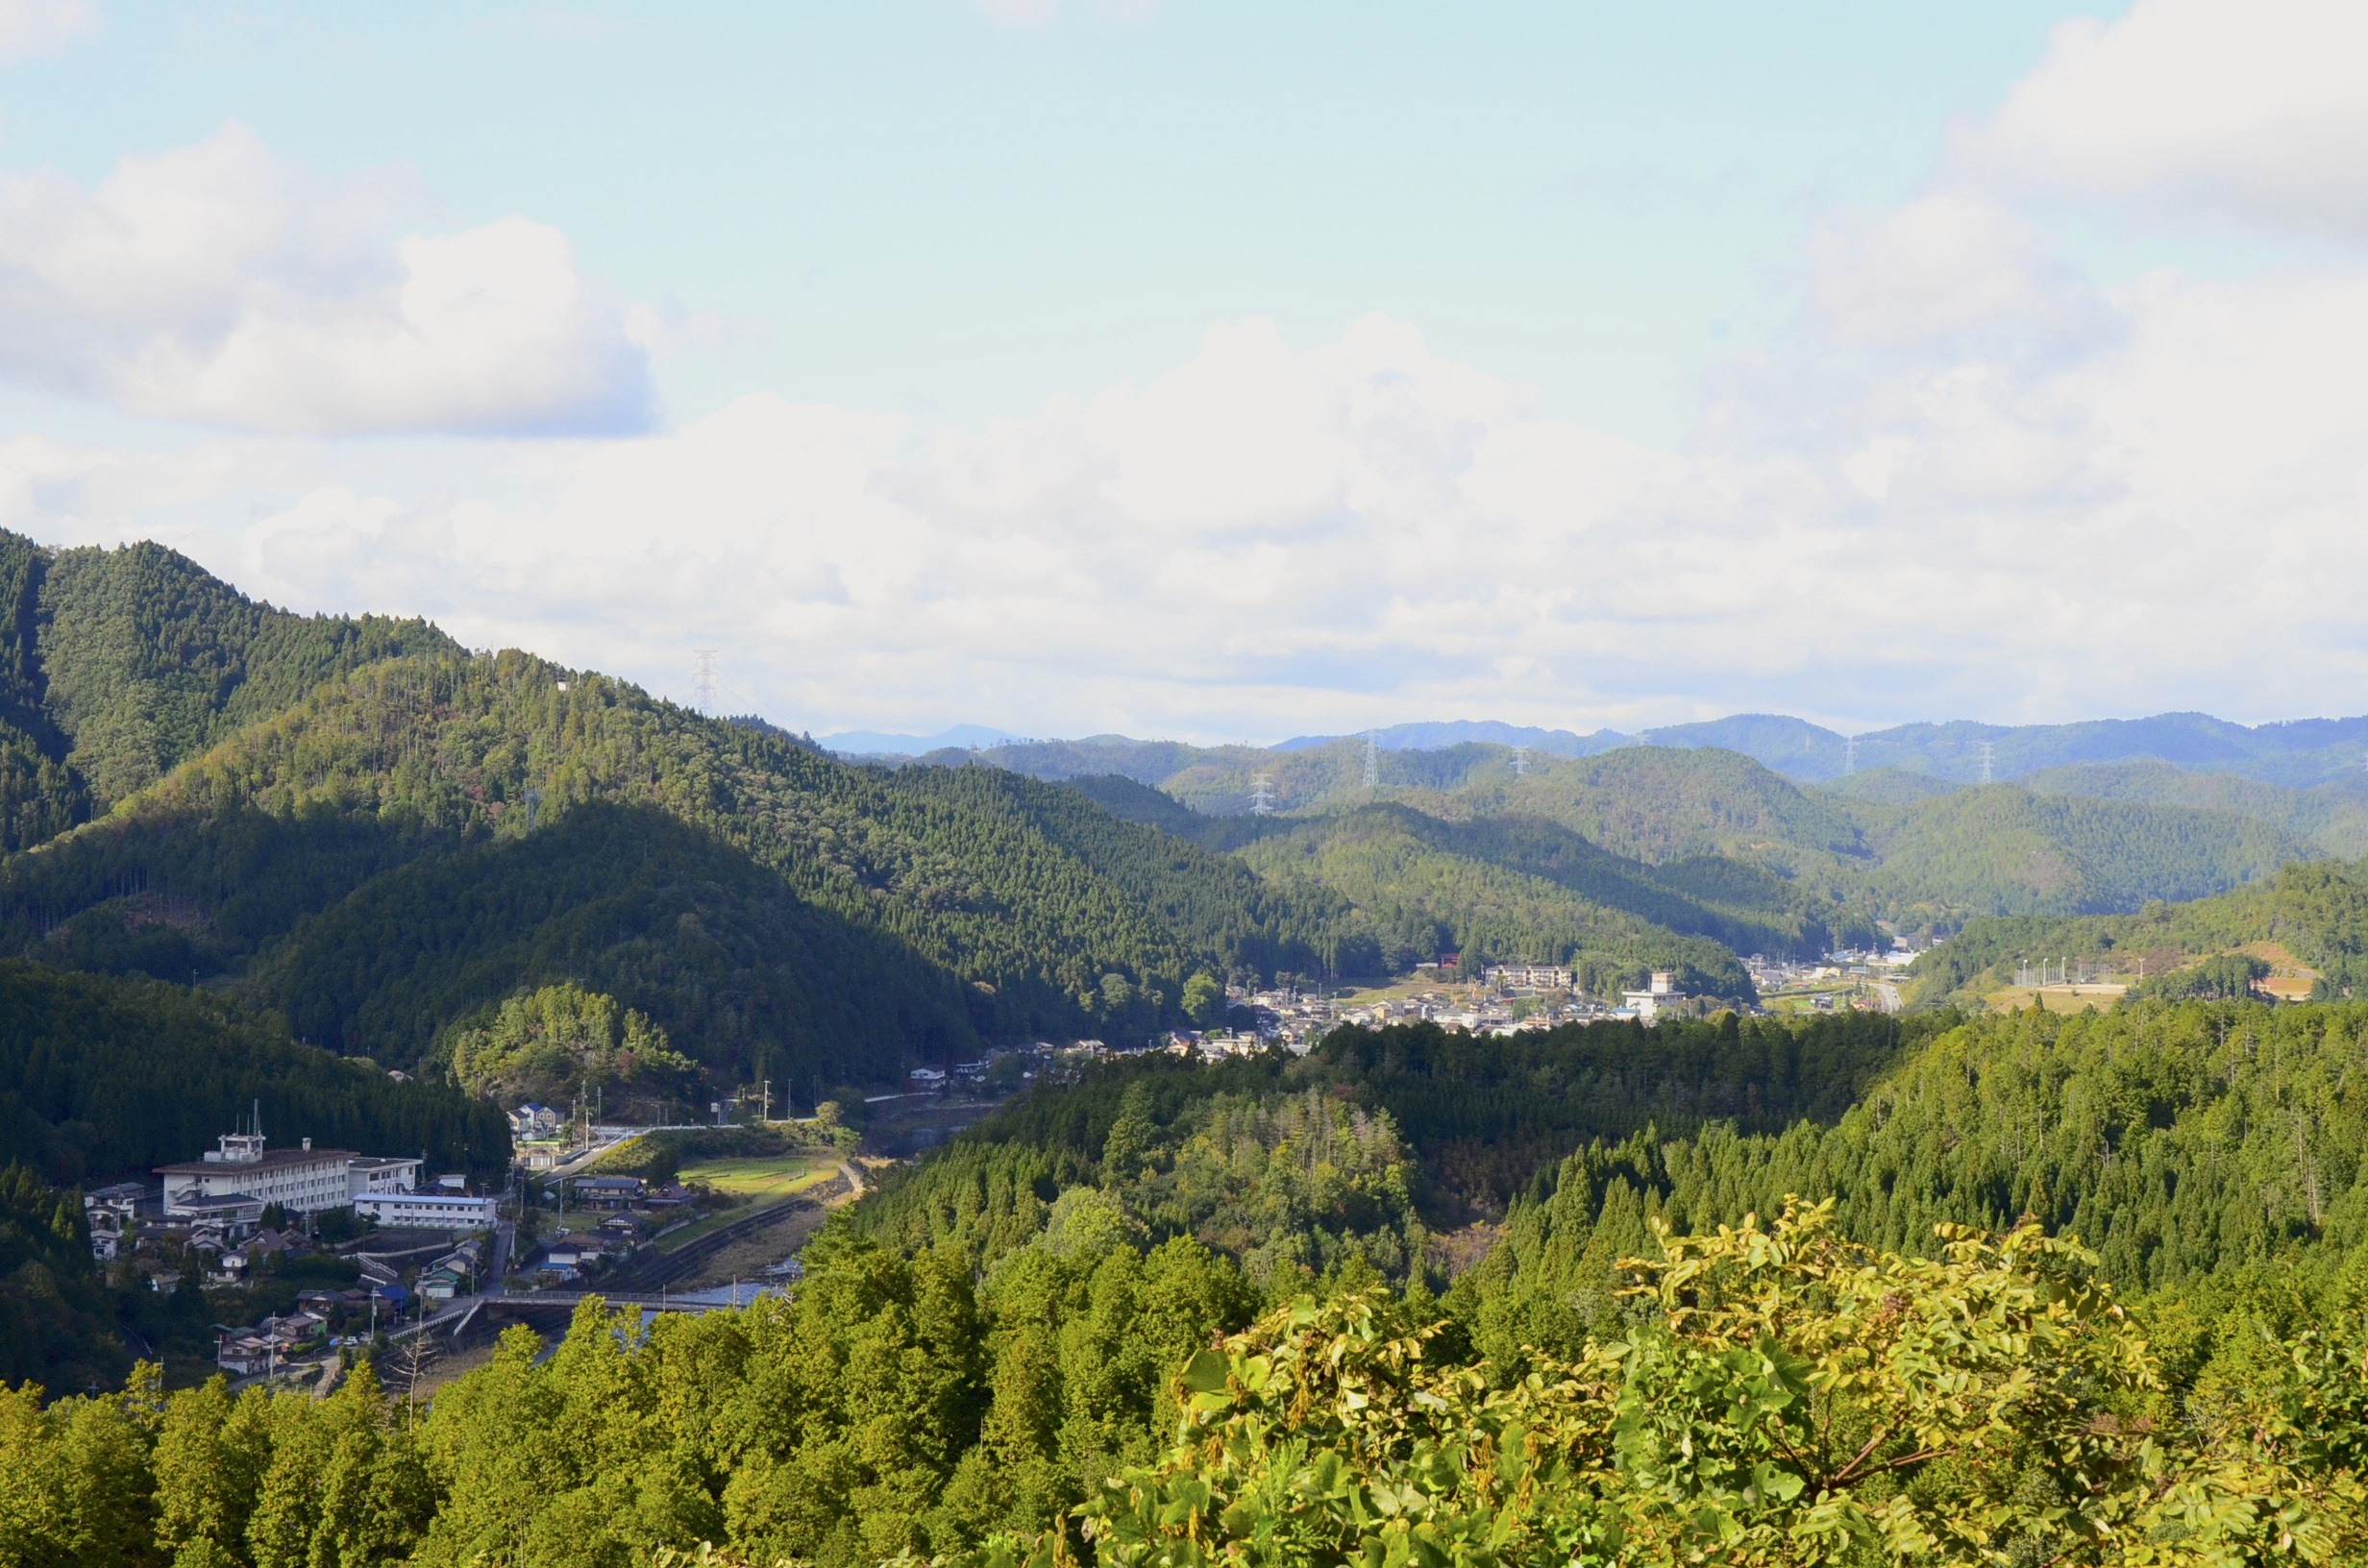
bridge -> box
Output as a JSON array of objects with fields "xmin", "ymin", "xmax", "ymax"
[{"xmin": 481, "ymin": 1286, "xmax": 777, "ymax": 1320}]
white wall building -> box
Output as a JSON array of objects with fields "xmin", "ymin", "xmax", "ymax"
[
  {"xmin": 157, "ymin": 1131, "xmax": 423, "ymax": 1218},
  {"xmin": 352, "ymin": 1191, "xmax": 498, "ymax": 1232}
]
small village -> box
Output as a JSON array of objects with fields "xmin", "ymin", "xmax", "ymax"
[{"xmin": 84, "ymin": 940, "xmax": 1942, "ymax": 1393}]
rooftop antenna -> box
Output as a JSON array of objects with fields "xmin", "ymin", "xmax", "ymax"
[
  {"xmin": 1249, "ymin": 772, "xmax": 1275, "ymax": 815},
  {"xmin": 692, "ymin": 649, "xmax": 719, "ymax": 716},
  {"xmin": 1978, "ymin": 741, "xmax": 1996, "ymax": 785},
  {"xmin": 1362, "ymin": 730, "xmax": 1380, "ymax": 791},
  {"xmin": 1512, "ymin": 745, "xmax": 1530, "ymax": 777},
  {"xmin": 1843, "ymin": 735, "xmax": 1859, "ymax": 774}
]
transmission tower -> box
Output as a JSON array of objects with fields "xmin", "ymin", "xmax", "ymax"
[
  {"xmin": 1978, "ymin": 741, "xmax": 1996, "ymax": 785},
  {"xmin": 1249, "ymin": 772, "xmax": 1276, "ymax": 815},
  {"xmin": 1512, "ymin": 746, "xmax": 1530, "ymax": 777},
  {"xmin": 692, "ymin": 649, "xmax": 719, "ymax": 715},
  {"xmin": 1362, "ymin": 731, "xmax": 1380, "ymax": 790},
  {"xmin": 1843, "ymin": 735, "xmax": 1859, "ymax": 774}
]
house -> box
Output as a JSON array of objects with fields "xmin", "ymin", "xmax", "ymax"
[
  {"xmin": 86, "ymin": 1181, "xmax": 148, "ymax": 1218},
  {"xmin": 545, "ymin": 1235, "xmax": 617, "ymax": 1269},
  {"xmin": 216, "ymin": 1333, "xmax": 276, "ymax": 1377},
  {"xmin": 418, "ymin": 1268, "xmax": 464, "ymax": 1302},
  {"xmin": 172, "ymin": 1193, "xmax": 265, "ymax": 1238},
  {"xmin": 507, "ymin": 1103, "xmax": 565, "ymax": 1139},
  {"xmin": 906, "ymin": 1066, "xmax": 947, "ymax": 1090},
  {"xmin": 599, "ymin": 1213, "xmax": 650, "ymax": 1244},
  {"xmin": 568, "ymin": 1175, "xmax": 645, "ymax": 1211}
]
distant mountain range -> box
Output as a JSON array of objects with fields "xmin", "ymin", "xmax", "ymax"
[
  {"xmin": 834, "ymin": 711, "xmax": 2368, "ymax": 789},
  {"xmin": 817, "ymin": 723, "xmax": 1020, "ymax": 755}
]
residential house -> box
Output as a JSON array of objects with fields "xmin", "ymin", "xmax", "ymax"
[
  {"xmin": 507, "ymin": 1104, "xmax": 565, "ymax": 1139},
  {"xmin": 568, "ymin": 1174, "xmax": 645, "ymax": 1211}
]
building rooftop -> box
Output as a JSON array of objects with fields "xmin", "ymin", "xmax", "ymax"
[{"xmin": 157, "ymin": 1146, "xmax": 358, "ymax": 1176}]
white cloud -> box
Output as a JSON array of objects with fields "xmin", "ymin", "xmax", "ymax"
[
  {"xmin": 1960, "ymin": 0, "xmax": 2368, "ymax": 242},
  {"xmin": 1805, "ymin": 195, "xmax": 2106, "ymax": 351},
  {"xmin": 16, "ymin": 273, "xmax": 2306, "ymax": 739},
  {"xmin": 0, "ymin": 125, "xmax": 654, "ymax": 435},
  {"xmin": 0, "ymin": 0, "xmax": 94, "ymax": 61},
  {"xmin": 14, "ymin": 5, "xmax": 2368, "ymax": 739}
]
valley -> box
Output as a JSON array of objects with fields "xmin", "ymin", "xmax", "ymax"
[{"xmin": 8, "ymin": 536, "xmax": 2368, "ymax": 1563}]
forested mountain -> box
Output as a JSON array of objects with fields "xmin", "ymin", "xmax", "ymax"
[
  {"xmin": 0, "ymin": 649, "xmax": 1374, "ymax": 1086},
  {"xmin": 1224, "ymin": 808, "xmax": 1768, "ymax": 990},
  {"xmin": 1831, "ymin": 782, "xmax": 2306, "ymax": 925},
  {"xmin": 0, "ymin": 531, "xmax": 457, "ymax": 850},
  {"xmin": 2021, "ymin": 756, "xmax": 2368, "ymax": 858},
  {"xmin": 1065, "ymin": 742, "xmax": 2315, "ymax": 943},
  {"xmin": 1073, "ymin": 776, "xmax": 1881, "ymax": 976}
]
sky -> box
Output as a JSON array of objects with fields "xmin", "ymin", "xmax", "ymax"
[{"xmin": 3, "ymin": 0, "xmax": 2366, "ymax": 742}]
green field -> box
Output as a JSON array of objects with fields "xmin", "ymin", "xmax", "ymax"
[{"xmin": 654, "ymin": 1155, "xmax": 839, "ymax": 1252}]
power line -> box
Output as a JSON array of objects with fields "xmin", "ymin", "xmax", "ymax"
[
  {"xmin": 1978, "ymin": 741, "xmax": 1996, "ymax": 785},
  {"xmin": 1512, "ymin": 745, "xmax": 1529, "ymax": 777},
  {"xmin": 692, "ymin": 649, "xmax": 719, "ymax": 715},
  {"xmin": 1249, "ymin": 772, "xmax": 1275, "ymax": 815},
  {"xmin": 1843, "ymin": 735, "xmax": 1858, "ymax": 774},
  {"xmin": 1362, "ymin": 730, "xmax": 1380, "ymax": 790}
]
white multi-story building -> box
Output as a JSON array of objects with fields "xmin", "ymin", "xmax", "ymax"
[
  {"xmin": 157, "ymin": 1130, "xmax": 423, "ymax": 1218},
  {"xmin": 352, "ymin": 1190, "xmax": 498, "ymax": 1231}
]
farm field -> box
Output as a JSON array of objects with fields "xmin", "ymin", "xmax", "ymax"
[{"xmin": 654, "ymin": 1155, "xmax": 840, "ymax": 1253}]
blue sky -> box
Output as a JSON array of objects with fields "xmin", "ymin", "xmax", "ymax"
[
  {"xmin": 4, "ymin": 2, "xmax": 2085, "ymax": 437},
  {"xmin": 4, "ymin": 1, "xmax": 2365, "ymax": 740}
]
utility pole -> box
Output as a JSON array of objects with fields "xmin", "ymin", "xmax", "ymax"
[
  {"xmin": 1249, "ymin": 773, "xmax": 1275, "ymax": 815},
  {"xmin": 1843, "ymin": 736, "xmax": 1859, "ymax": 774},
  {"xmin": 1978, "ymin": 741, "xmax": 1996, "ymax": 785},
  {"xmin": 693, "ymin": 649, "xmax": 719, "ymax": 716},
  {"xmin": 1363, "ymin": 731, "xmax": 1380, "ymax": 791},
  {"xmin": 1512, "ymin": 746, "xmax": 1529, "ymax": 777}
]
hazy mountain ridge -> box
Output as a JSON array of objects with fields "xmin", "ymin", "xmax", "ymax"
[{"xmin": 912, "ymin": 707, "xmax": 2368, "ymax": 794}]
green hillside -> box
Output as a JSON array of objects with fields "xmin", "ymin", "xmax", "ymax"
[
  {"xmin": 1228, "ymin": 808, "xmax": 1752, "ymax": 994},
  {"xmin": 19, "ymin": 1001, "xmax": 2368, "ymax": 1563},
  {"xmin": 0, "ymin": 531, "xmax": 458, "ymax": 849},
  {"xmin": 0, "ymin": 651, "xmax": 1366, "ymax": 1082},
  {"xmin": 1836, "ymin": 783, "xmax": 2306, "ymax": 923},
  {"xmin": 1905, "ymin": 856, "xmax": 2368, "ymax": 1007},
  {"xmin": 2023, "ymin": 756, "xmax": 2368, "ymax": 858}
]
